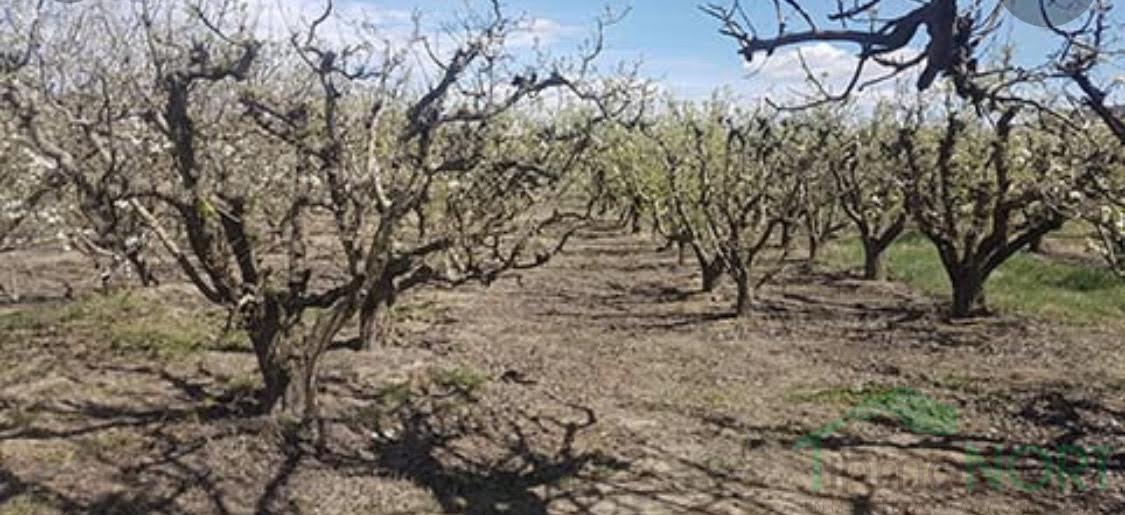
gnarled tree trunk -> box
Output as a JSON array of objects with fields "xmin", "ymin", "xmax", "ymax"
[
  {"xmin": 358, "ymin": 298, "xmax": 392, "ymax": 351},
  {"xmin": 629, "ymin": 200, "xmax": 643, "ymax": 234},
  {"xmin": 250, "ymin": 325, "xmax": 310, "ymax": 417},
  {"xmin": 242, "ymin": 295, "xmax": 299, "ymax": 416},
  {"xmin": 729, "ymin": 258, "xmax": 753, "ymax": 316},
  {"xmin": 698, "ymin": 248, "xmax": 724, "ymax": 293},
  {"xmin": 806, "ymin": 231, "xmax": 819, "ymax": 263},
  {"xmin": 949, "ymin": 267, "xmax": 987, "ymax": 319},
  {"xmin": 357, "ymin": 267, "xmax": 398, "ymax": 350},
  {"xmin": 859, "ymin": 217, "xmax": 905, "ymax": 281},
  {"xmin": 244, "ymin": 296, "xmax": 328, "ymax": 420},
  {"xmin": 779, "ymin": 222, "xmax": 793, "ymax": 248},
  {"xmin": 862, "ymin": 244, "xmax": 887, "ymax": 281},
  {"xmin": 258, "ymin": 350, "xmax": 316, "ymax": 418}
]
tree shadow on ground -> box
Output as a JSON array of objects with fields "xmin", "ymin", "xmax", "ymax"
[
  {"xmin": 0, "ymin": 365, "xmax": 264, "ymax": 514},
  {"xmin": 5, "ymin": 364, "xmax": 720, "ymax": 514},
  {"xmin": 1012, "ymin": 389, "xmax": 1125, "ymax": 451},
  {"xmin": 320, "ymin": 376, "xmax": 950, "ymax": 515},
  {"xmin": 0, "ymin": 365, "xmax": 261, "ymax": 441},
  {"xmin": 6, "ymin": 362, "xmax": 1121, "ymax": 514},
  {"xmin": 748, "ymin": 272, "xmax": 1042, "ymax": 350},
  {"xmin": 317, "ymin": 381, "xmax": 633, "ymax": 514}
]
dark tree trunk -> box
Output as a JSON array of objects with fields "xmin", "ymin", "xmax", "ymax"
[
  {"xmin": 735, "ymin": 275, "xmax": 752, "ymax": 316},
  {"xmin": 253, "ymin": 332, "xmax": 313, "ymax": 418},
  {"xmin": 701, "ymin": 259, "xmax": 723, "ymax": 292},
  {"xmin": 256, "ymin": 359, "xmax": 290, "ymax": 413},
  {"xmin": 949, "ymin": 268, "xmax": 986, "ymax": 319},
  {"xmin": 266, "ymin": 358, "xmax": 315, "ymax": 418},
  {"xmin": 358, "ymin": 300, "xmax": 391, "ymax": 350},
  {"xmin": 862, "ymin": 242, "xmax": 886, "ymax": 281},
  {"xmin": 806, "ymin": 232, "xmax": 819, "ymax": 263},
  {"xmin": 630, "ymin": 206, "xmax": 642, "ymax": 234},
  {"xmin": 414, "ymin": 205, "xmax": 427, "ymax": 239},
  {"xmin": 358, "ymin": 275, "xmax": 396, "ymax": 350},
  {"xmin": 779, "ymin": 222, "xmax": 793, "ymax": 248},
  {"xmin": 245, "ymin": 297, "xmax": 319, "ymax": 419},
  {"xmin": 730, "ymin": 262, "xmax": 752, "ymax": 316},
  {"xmin": 585, "ymin": 171, "xmax": 606, "ymax": 218},
  {"xmin": 1028, "ymin": 233, "xmax": 1045, "ymax": 254},
  {"xmin": 693, "ymin": 244, "xmax": 724, "ymax": 293},
  {"xmin": 126, "ymin": 250, "xmax": 158, "ymax": 287},
  {"xmin": 859, "ymin": 216, "xmax": 904, "ymax": 281}
]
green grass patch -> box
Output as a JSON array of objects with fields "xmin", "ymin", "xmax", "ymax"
[
  {"xmin": 431, "ymin": 366, "xmax": 489, "ymax": 394},
  {"xmin": 784, "ymin": 384, "xmax": 901, "ymax": 407},
  {"xmin": 931, "ymin": 371, "xmax": 983, "ymax": 394},
  {"xmin": 389, "ymin": 299, "xmax": 445, "ymax": 324},
  {"xmin": 355, "ymin": 367, "xmax": 488, "ymax": 427},
  {"xmin": 363, "ymin": 365, "xmax": 489, "ymax": 415},
  {"xmin": 0, "ymin": 290, "xmax": 248, "ymax": 358},
  {"xmin": 825, "ymin": 232, "xmax": 1125, "ymax": 325},
  {"xmin": 789, "ymin": 385, "xmax": 959, "ymax": 437},
  {"xmin": 372, "ymin": 381, "xmax": 415, "ymax": 409},
  {"xmin": 0, "ymin": 494, "xmax": 59, "ymax": 515}
]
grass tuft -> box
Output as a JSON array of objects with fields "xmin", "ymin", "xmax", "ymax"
[
  {"xmin": 784, "ymin": 384, "xmax": 900, "ymax": 407},
  {"xmin": 431, "ymin": 366, "xmax": 489, "ymax": 394},
  {"xmin": 0, "ymin": 290, "xmax": 248, "ymax": 358},
  {"xmin": 825, "ymin": 232, "xmax": 1125, "ymax": 325},
  {"xmin": 0, "ymin": 494, "xmax": 59, "ymax": 515}
]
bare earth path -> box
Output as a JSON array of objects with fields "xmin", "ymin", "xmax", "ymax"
[{"xmin": 2, "ymin": 222, "xmax": 1125, "ymax": 514}]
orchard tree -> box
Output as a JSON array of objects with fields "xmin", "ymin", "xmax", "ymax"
[
  {"xmin": 589, "ymin": 120, "xmax": 672, "ymax": 236},
  {"xmin": 236, "ymin": 3, "xmax": 641, "ymax": 354},
  {"xmin": 703, "ymin": 0, "xmax": 1124, "ymax": 151},
  {"xmin": 704, "ymin": 0, "xmax": 1120, "ymax": 116},
  {"xmin": 586, "ymin": 106, "xmax": 736, "ymax": 269},
  {"xmin": 589, "ymin": 101, "xmax": 729, "ymax": 289},
  {"xmin": 1068, "ymin": 121, "xmax": 1125, "ymax": 276},
  {"xmin": 3, "ymin": 0, "xmax": 641, "ymax": 423},
  {"xmin": 895, "ymin": 94, "xmax": 1088, "ymax": 317},
  {"xmin": 1090, "ymin": 204, "xmax": 1125, "ymax": 276},
  {"xmin": 0, "ymin": 116, "xmax": 62, "ymax": 254},
  {"xmin": 650, "ymin": 107, "xmax": 729, "ymax": 292},
  {"xmin": 788, "ymin": 109, "xmax": 849, "ymax": 263},
  {"xmin": 832, "ymin": 102, "xmax": 909, "ymax": 280},
  {"xmin": 1044, "ymin": 0, "xmax": 1125, "ymax": 143},
  {"xmin": 647, "ymin": 98, "xmax": 802, "ymax": 314},
  {"xmin": 1087, "ymin": 185, "xmax": 1125, "ymax": 277},
  {"xmin": 1, "ymin": 0, "xmax": 61, "ymax": 257},
  {"xmin": 2, "ymin": 0, "xmax": 160, "ymax": 288}
]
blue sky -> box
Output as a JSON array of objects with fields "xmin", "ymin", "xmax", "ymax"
[{"xmin": 272, "ymin": 0, "xmax": 1124, "ymax": 101}]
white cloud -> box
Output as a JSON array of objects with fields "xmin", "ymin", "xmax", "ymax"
[
  {"xmin": 244, "ymin": 0, "xmax": 413, "ymax": 44},
  {"xmin": 746, "ymin": 42, "xmax": 924, "ymax": 106},
  {"xmin": 751, "ymin": 43, "xmax": 857, "ymax": 82},
  {"xmin": 508, "ymin": 17, "xmax": 581, "ymax": 49}
]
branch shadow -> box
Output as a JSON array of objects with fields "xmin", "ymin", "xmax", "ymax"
[
  {"xmin": 320, "ymin": 384, "xmax": 632, "ymax": 515},
  {"xmin": 0, "ymin": 365, "xmax": 265, "ymax": 514}
]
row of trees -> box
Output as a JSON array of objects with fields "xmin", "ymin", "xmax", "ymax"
[
  {"xmin": 590, "ymin": 89, "xmax": 1123, "ymax": 318},
  {"xmin": 700, "ymin": 0, "xmax": 1125, "ymax": 280}
]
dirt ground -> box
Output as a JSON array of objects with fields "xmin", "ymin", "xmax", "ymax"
[{"xmin": 2, "ymin": 222, "xmax": 1124, "ymax": 514}]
